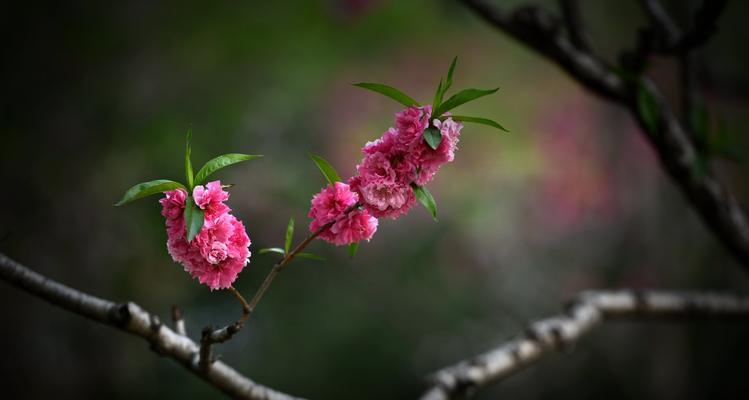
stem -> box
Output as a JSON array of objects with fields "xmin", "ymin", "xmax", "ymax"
[{"xmin": 247, "ymin": 204, "xmax": 360, "ymax": 315}]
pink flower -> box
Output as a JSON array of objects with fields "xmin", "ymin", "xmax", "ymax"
[
  {"xmin": 348, "ymin": 175, "xmax": 415, "ymax": 219},
  {"xmin": 308, "ymin": 182, "xmax": 378, "ymax": 245},
  {"xmin": 395, "ymin": 105, "xmax": 431, "ymax": 148},
  {"xmin": 413, "ymin": 117, "xmax": 462, "ymax": 185},
  {"xmin": 319, "ymin": 209, "xmax": 378, "ymax": 245},
  {"xmin": 160, "ymin": 181, "xmax": 251, "ymax": 290},
  {"xmin": 193, "ymin": 180, "xmax": 230, "ymax": 217}
]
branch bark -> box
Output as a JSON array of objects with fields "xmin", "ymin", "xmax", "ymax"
[
  {"xmin": 460, "ymin": 0, "xmax": 749, "ymax": 268},
  {"xmin": 0, "ymin": 252, "xmax": 304, "ymax": 400},
  {"xmin": 421, "ymin": 290, "xmax": 749, "ymax": 400}
]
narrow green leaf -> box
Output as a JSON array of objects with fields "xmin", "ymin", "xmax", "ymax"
[
  {"xmin": 195, "ymin": 153, "xmax": 262, "ymax": 185},
  {"xmin": 432, "ymin": 79, "xmax": 444, "ymax": 111},
  {"xmin": 258, "ymin": 247, "xmax": 286, "ymax": 256},
  {"xmin": 115, "ymin": 179, "xmax": 186, "ymax": 206},
  {"xmin": 184, "ymin": 198, "xmax": 205, "ymax": 242},
  {"xmin": 423, "ymin": 127, "xmax": 442, "ymax": 150},
  {"xmin": 185, "ymin": 127, "xmax": 194, "ymax": 190},
  {"xmin": 451, "ymin": 115, "xmax": 509, "ymax": 132},
  {"xmin": 353, "ymin": 82, "xmax": 420, "ymax": 107},
  {"xmin": 434, "ymin": 87, "xmax": 499, "ymax": 117},
  {"xmin": 348, "ymin": 242, "xmax": 359, "ymax": 258},
  {"xmin": 309, "ymin": 153, "xmax": 342, "ymax": 185},
  {"xmin": 637, "ymin": 84, "xmax": 659, "ymax": 133},
  {"xmin": 444, "ymin": 56, "xmax": 458, "ymax": 93},
  {"xmin": 296, "ymin": 252, "xmax": 326, "ymax": 261},
  {"xmin": 285, "ymin": 217, "xmax": 295, "ymax": 254},
  {"xmin": 412, "ymin": 184, "xmax": 437, "ymax": 221}
]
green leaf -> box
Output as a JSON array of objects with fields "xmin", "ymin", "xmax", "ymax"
[
  {"xmin": 444, "ymin": 56, "xmax": 458, "ymax": 93},
  {"xmin": 258, "ymin": 247, "xmax": 286, "ymax": 256},
  {"xmin": 348, "ymin": 242, "xmax": 359, "ymax": 258},
  {"xmin": 353, "ymin": 83, "xmax": 420, "ymax": 107},
  {"xmin": 637, "ymin": 84, "xmax": 659, "ymax": 133},
  {"xmin": 309, "ymin": 153, "xmax": 342, "ymax": 185},
  {"xmin": 194, "ymin": 153, "xmax": 262, "ymax": 185},
  {"xmin": 451, "ymin": 115, "xmax": 509, "ymax": 132},
  {"xmin": 432, "ymin": 79, "xmax": 444, "ymax": 111},
  {"xmin": 285, "ymin": 217, "xmax": 295, "ymax": 254},
  {"xmin": 115, "ymin": 179, "xmax": 186, "ymax": 206},
  {"xmin": 185, "ymin": 127, "xmax": 194, "ymax": 190},
  {"xmin": 184, "ymin": 198, "xmax": 205, "ymax": 242},
  {"xmin": 412, "ymin": 184, "xmax": 437, "ymax": 221},
  {"xmin": 434, "ymin": 87, "xmax": 499, "ymax": 117},
  {"xmin": 423, "ymin": 127, "xmax": 442, "ymax": 150},
  {"xmin": 296, "ymin": 252, "xmax": 326, "ymax": 261}
]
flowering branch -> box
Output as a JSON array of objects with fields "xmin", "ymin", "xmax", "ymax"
[
  {"xmin": 0, "ymin": 252, "xmax": 303, "ymax": 400},
  {"xmin": 421, "ymin": 290, "xmax": 749, "ymax": 400}
]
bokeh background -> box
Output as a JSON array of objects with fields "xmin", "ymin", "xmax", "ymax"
[{"xmin": 2, "ymin": 0, "xmax": 749, "ymax": 399}]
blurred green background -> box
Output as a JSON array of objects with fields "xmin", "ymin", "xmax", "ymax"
[{"xmin": 2, "ymin": 0, "xmax": 749, "ymax": 399}]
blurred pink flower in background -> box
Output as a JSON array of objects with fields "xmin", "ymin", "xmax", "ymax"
[{"xmin": 160, "ymin": 180, "xmax": 251, "ymax": 290}]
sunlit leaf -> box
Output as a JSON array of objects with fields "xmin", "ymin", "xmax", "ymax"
[
  {"xmin": 185, "ymin": 127, "xmax": 194, "ymax": 190},
  {"xmin": 348, "ymin": 242, "xmax": 359, "ymax": 258},
  {"xmin": 184, "ymin": 199, "xmax": 205, "ymax": 242},
  {"xmin": 432, "ymin": 79, "xmax": 444, "ymax": 112},
  {"xmin": 423, "ymin": 127, "xmax": 442, "ymax": 150},
  {"xmin": 115, "ymin": 179, "xmax": 186, "ymax": 206},
  {"xmin": 451, "ymin": 115, "xmax": 509, "ymax": 132},
  {"xmin": 434, "ymin": 87, "xmax": 499, "ymax": 117},
  {"xmin": 309, "ymin": 153, "xmax": 342, "ymax": 185},
  {"xmin": 285, "ymin": 217, "xmax": 295, "ymax": 254},
  {"xmin": 444, "ymin": 56, "xmax": 458, "ymax": 93},
  {"xmin": 412, "ymin": 184, "xmax": 437, "ymax": 221},
  {"xmin": 353, "ymin": 82, "xmax": 420, "ymax": 107},
  {"xmin": 258, "ymin": 247, "xmax": 286, "ymax": 256},
  {"xmin": 194, "ymin": 154, "xmax": 262, "ymax": 185},
  {"xmin": 296, "ymin": 252, "xmax": 326, "ymax": 261}
]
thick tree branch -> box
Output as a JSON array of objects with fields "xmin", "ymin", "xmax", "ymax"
[
  {"xmin": 460, "ymin": 0, "xmax": 749, "ymax": 268},
  {"xmin": 0, "ymin": 252, "xmax": 304, "ymax": 400},
  {"xmin": 558, "ymin": 0, "xmax": 590, "ymax": 52},
  {"xmin": 421, "ymin": 290, "xmax": 749, "ymax": 400}
]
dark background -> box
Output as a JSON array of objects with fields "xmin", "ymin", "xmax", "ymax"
[{"xmin": 2, "ymin": 0, "xmax": 749, "ymax": 399}]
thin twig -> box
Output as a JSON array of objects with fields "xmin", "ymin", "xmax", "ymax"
[
  {"xmin": 246, "ymin": 204, "xmax": 360, "ymax": 315},
  {"xmin": 421, "ymin": 290, "xmax": 749, "ymax": 400},
  {"xmin": 199, "ymin": 204, "xmax": 360, "ymax": 366},
  {"xmin": 200, "ymin": 286, "xmax": 252, "ymax": 366},
  {"xmin": 0, "ymin": 252, "xmax": 303, "ymax": 400}
]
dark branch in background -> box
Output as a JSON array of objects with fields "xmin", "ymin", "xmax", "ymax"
[
  {"xmin": 421, "ymin": 290, "xmax": 749, "ymax": 400},
  {"xmin": 460, "ymin": 0, "xmax": 749, "ymax": 268},
  {"xmin": 0, "ymin": 252, "xmax": 304, "ymax": 400},
  {"xmin": 558, "ymin": 0, "xmax": 590, "ymax": 52}
]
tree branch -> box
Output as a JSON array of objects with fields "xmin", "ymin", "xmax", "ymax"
[
  {"xmin": 460, "ymin": 0, "xmax": 749, "ymax": 268},
  {"xmin": 421, "ymin": 290, "xmax": 749, "ymax": 400},
  {"xmin": 558, "ymin": 0, "xmax": 590, "ymax": 52},
  {"xmin": 0, "ymin": 252, "xmax": 304, "ymax": 400}
]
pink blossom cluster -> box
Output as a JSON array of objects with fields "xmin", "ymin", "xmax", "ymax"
[
  {"xmin": 308, "ymin": 105, "xmax": 462, "ymax": 245},
  {"xmin": 160, "ymin": 180, "xmax": 251, "ymax": 290},
  {"xmin": 308, "ymin": 182, "xmax": 378, "ymax": 246}
]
